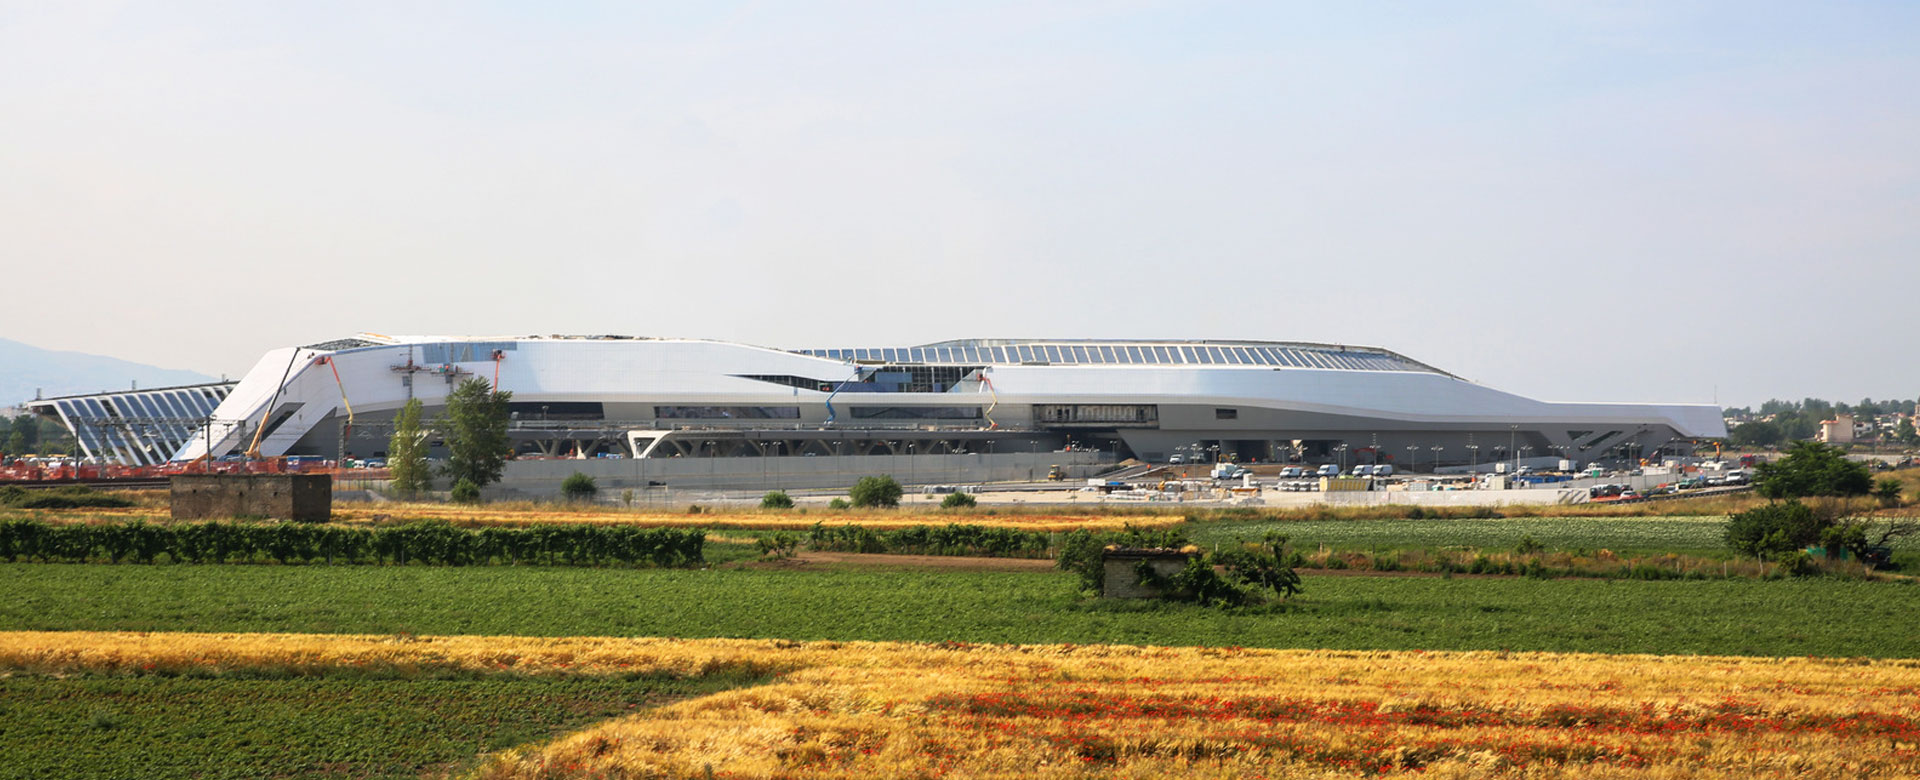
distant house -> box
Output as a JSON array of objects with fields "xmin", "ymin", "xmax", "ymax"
[{"xmin": 1818, "ymin": 414, "xmax": 1855, "ymax": 444}]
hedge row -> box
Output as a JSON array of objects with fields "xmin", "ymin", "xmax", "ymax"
[
  {"xmin": 804, "ymin": 523, "xmax": 1055, "ymax": 558},
  {"xmin": 0, "ymin": 519, "xmax": 704, "ymax": 567},
  {"xmin": 0, "ymin": 485, "xmax": 135, "ymax": 510}
]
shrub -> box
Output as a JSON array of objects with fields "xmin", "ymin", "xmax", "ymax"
[
  {"xmin": 450, "ymin": 479, "xmax": 482, "ymax": 504},
  {"xmin": 849, "ymin": 475, "xmax": 903, "ymax": 508},
  {"xmin": 1724, "ymin": 500, "xmax": 1824, "ymax": 560},
  {"xmin": 760, "ymin": 491, "xmax": 795, "ymax": 510},
  {"xmin": 1874, "ymin": 478, "xmax": 1903, "ymax": 508},
  {"xmin": 560, "ymin": 472, "xmax": 598, "ymax": 502},
  {"xmin": 827, "ymin": 498, "xmax": 850, "ymax": 510},
  {"xmin": 940, "ymin": 491, "xmax": 977, "ymax": 509},
  {"xmin": 0, "ymin": 485, "xmax": 133, "ymax": 510},
  {"xmin": 754, "ymin": 532, "xmax": 800, "ymax": 559}
]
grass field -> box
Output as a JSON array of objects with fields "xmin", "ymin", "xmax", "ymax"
[
  {"xmin": 0, "ymin": 675, "xmax": 750, "ymax": 780},
  {"xmin": 4, "ymin": 563, "xmax": 1916, "ymax": 657}
]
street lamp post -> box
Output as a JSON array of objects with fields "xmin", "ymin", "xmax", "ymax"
[
  {"xmin": 756, "ymin": 438, "xmax": 771, "ymax": 487},
  {"xmin": 1407, "ymin": 445, "xmax": 1418, "ymax": 472},
  {"xmin": 1467, "ymin": 443, "xmax": 1479, "ymax": 475},
  {"xmin": 1335, "ymin": 444, "xmax": 1349, "ymax": 475},
  {"xmin": 1430, "ymin": 445, "xmax": 1443, "ymax": 474},
  {"xmin": 1509, "ymin": 424, "xmax": 1518, "ymax": 476}
]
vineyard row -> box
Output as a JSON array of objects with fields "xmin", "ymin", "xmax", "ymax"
[{"xmin": 0, "ymin": 519, "xmax": 704, "ymax": 568}]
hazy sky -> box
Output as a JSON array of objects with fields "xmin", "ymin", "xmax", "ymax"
[{"xmin": 3, "ymin": 2, "xmax": 1915, "ymax": 409}]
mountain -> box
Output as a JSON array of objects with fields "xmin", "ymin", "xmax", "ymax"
[{"xmin": 0, "ymin": 338, "xmax": 220, "ymax": 407}]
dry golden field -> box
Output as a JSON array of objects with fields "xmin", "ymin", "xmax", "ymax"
[{"xmin": 7, "ymin": 631, "xmax": 1917, "ymax": 779}]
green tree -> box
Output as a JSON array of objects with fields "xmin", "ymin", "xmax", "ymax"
[
  {"xmin": 386, "ymin": 398, "xmax": 433, "ymax": 496},
  {"xmin": 438, "ymin": 379, "xmax": 513, "ymax": 489},
  {"xmin": 1729, "ymin": 420, "xmax": 1783, "ymax": 449},
  {"xmin": 759, "ymin": 491, "xmax": 795, "ymax": 509},
  {"xmin": 1895, "ymin": 417, "xmax": 1918, "ymax": 446},
  {"xmin": 561, "ymin": 472, "xmax": 598, "ymax": 502},
  {"xmin": 1778, "ymin": 415, "xmax": 1820, "ymax": 442},
  {"xmin": 1724, "ymin": 500, "xmax": 1826, "ymax": 560},
  {"xmin": 6, "ymin": 414, "xmax": 39, "ymax": 455},
  {"xmin": 849, "ymin": 475, "xmax": 903, "ymax": 508},
  {"xmin": 1753, "ymin": 441, "xmax": 1873, "ymax": 499}
]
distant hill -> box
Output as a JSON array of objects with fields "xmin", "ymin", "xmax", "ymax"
[{"xmin": 0, "ymin": 338, "xmax": 220, "ymax": 406}]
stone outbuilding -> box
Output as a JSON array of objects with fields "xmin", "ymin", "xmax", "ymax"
[
  {"xmin": 170, "ymin": 474, "xmax": 332, "ymax": 522},
  {"xmin": 1100, "ymin": 546, "xmax": 1200, "ymax": 599}
]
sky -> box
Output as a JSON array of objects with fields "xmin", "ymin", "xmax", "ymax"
[{"xmin": 2, "ymin": 1, "xmax": 1916, "ymax": 409}]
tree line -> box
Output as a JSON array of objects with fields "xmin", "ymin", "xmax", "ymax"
[
  {"xmin": 0, "ymin": 414, "xmax": 75, "ymax": 459},
  {"xmin": 1723, "ymin": 397, "xmax": 1919, "ymax": 448}
]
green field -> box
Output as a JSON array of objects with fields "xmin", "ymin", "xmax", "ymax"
[
  {"xmin": 0, "ymin": 674, "xmax": 750, "ymax": 780},
  {"xmin": 1186, "ymin": 513, "xmax": 1920, "ymax": 558},
  {"xmin": 4, "ymin": 563, "xmax": 1916, "ymax": 657}
]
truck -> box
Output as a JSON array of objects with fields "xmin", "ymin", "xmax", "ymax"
[{"xmin": 1211, "ymin": 463, "xmax": 1251, "ymax": 480}]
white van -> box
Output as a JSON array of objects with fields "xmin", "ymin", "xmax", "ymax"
[
  {"xmin": 1372, "ymin": 464, "xmax": 1395, "ymax": 477},
  {"xmin": 1353, "ymin": 464, "xmax": 1375, "ymax": 477},
  {"xmin": 1316, "ymin": 464, "xmax": 1340, "ymax": 477}
]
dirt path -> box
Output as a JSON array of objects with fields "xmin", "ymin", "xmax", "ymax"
[
  {"xmin": 739, "ymin": 551, "xmax": 1057, "ymax": 572},
  {"xmin": 736, "ymin": 552, "xmax": 1508, "ymax": 578}
]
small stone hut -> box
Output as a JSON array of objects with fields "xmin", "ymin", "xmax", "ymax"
[
  {"xmin": 171, "ymin": 474, "xmax": 332, "ymax": 522},
  {"xmin": 1100, "ymin": 546, "xmax": 1200, "ymax": 599}
]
